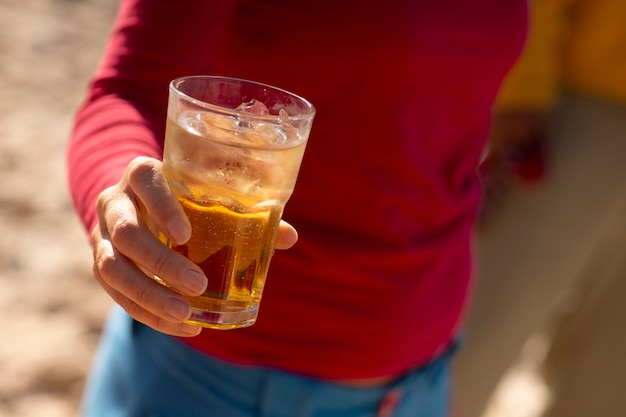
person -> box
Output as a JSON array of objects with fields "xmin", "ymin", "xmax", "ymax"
[
  {"xmin": 453, "ymin": 0, "xmax": 626, "ymax": 415},
  {"xmin": 66, "ymin": 1, "xmax": 527, "ymax": 416}
]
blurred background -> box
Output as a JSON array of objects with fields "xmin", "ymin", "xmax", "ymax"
[
  {"xmin": 454, "ymin": 1, "xmax": 626, "ymax": 416},
  {"xmin": 1, "ymin": 1, "xmax": 624, "ymax": 417},
  {"xmin": 0, "ymin": 1, "xmax": 115, "ymax": 416}
]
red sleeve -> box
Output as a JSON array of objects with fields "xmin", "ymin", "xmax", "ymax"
[{"xmin": 67, "ymin": 0, "xmax": 236, "ymax": 234}]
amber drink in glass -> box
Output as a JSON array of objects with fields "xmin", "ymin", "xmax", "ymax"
[{"xmin": 156, "ymin": 76, "xmax": 315, "ymax": 329}]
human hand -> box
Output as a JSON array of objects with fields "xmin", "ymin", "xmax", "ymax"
[
  {"xmin": 484, "ymin": 110, "xmax": 549, "ymax": 182},
  {"xmin": 479, "ymin": 110, "xmax": 550, "ymax": 227},
  {"xmin": 91, "ymin": 156, "xmax": 298, "ymax": 337}
]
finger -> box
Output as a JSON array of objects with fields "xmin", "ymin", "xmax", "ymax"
[
  {"xmin": 104, "ymin": 287, "xmax": 202, "ymax": 337},
  {"xmin": 275, "ymin": 220, "xmax": 298, "ymax": 250},
  {"xmin": 91, "ymin": 225, "xmax": 201, "ymax": 337},
  {"xmin": 126, "ymin": 156, "xmax": 191, "ymax": 245},
  {"xmin": 103, "ymin": 285, "xmax": 202, "ymax": 337},
  {"xmin": 99, "ymin": 192, "xmax": 208, "ymax": 296}
]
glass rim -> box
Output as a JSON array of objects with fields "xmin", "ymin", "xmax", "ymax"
[{"xmin": 170, "ymin": 75, "xmax": 316, "ymax": 122}]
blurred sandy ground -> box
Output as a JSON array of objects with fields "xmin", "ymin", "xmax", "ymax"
[{"xmin": 0, "ymin": 1, "xmax": 116, "ymax": 416}]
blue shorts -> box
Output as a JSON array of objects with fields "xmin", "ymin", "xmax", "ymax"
[{"xmin": 82, "ymin": 306, "xmax": 454, "ymax": 417}]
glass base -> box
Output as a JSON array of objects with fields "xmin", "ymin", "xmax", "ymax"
[{"xmin": 185, "ymin": 307, "xmax": 258, "ymax": 330}]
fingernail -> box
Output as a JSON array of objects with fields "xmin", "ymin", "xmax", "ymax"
[
  {"xmin": 181, "ymin": 269, "xmax": 207, "ymax": 295},
  {"xmin": 164, "ymin": 298, "xmax": 191, "ymax": 321},
  {"xmin": 167, "ymin": 216, "xmax": 191, "ymax": 244}
]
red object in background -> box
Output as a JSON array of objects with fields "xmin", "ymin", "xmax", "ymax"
[
  {"xmin": 479, "ymin": 135, "xmax": 548, "ymax": 188},
  {"xmin": 509, "ymin": 136, "xmax": 547, "ymax": 183}
]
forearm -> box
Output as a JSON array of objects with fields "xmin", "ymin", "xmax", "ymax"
[
  {"xmin": 66, "ymin": 0, "xmax": 237, "ymax": 233},
  {"xmin": 67, "ymin": 94, "xmax": 163, "ymax": 233}
]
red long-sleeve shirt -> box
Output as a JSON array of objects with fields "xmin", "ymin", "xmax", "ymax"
[{"xmin": 68, "ymin": 0, "xmax": 527, "ymax": 379}]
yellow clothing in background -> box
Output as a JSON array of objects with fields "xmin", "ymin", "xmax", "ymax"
[{"xmin": 497, "ymin": 0, "xmax": 626, "ymax": 110}]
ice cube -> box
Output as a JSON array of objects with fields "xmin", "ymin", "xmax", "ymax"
[
  {"xmin": 184, "ymin": 111, "xmax": 231, "ymax": 137},
  {"xmin": 182, "ymin": 106, "xmax": 296, "ymax": 148},
  {"xmin": 184, "ymin": 111, "xmax": 210, "ymax": 136},
  {"xmin": 233, "ymin": 101, "xmax": 299, "ymax": 146},
  {"xmin": 235, "ymin": 99, "xmax": 270, "ymax": 131},
  {"xmin": 276, "ymin": 109, "xmax": 298, "ymax": 145},
  {"xmin": 235, "ymin": 99, "xmax": 270, "ymax": 115}
]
